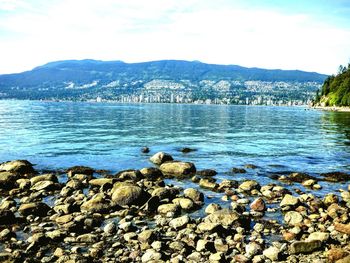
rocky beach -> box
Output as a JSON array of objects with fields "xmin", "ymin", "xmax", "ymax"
[{"xmin": 1, "ymin": 152, "xmax": 350, "ymax": 263}]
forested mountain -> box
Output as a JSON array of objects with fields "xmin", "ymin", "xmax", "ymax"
[
  {"xmin": 0, "ymin": 59, "xmax": 327, "ymax": 104},
  {"xmin": 314, "ymin": 64, "xmax": 350, "ymax": 106}
]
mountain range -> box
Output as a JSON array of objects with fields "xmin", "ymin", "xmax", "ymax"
[{"xmin": 0, "ymin": 59, "xmax": 328, "ymax": 104}]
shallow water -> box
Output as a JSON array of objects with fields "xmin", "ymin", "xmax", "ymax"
[{"xmin": 1, "ymin": 100, "xmax": 350, "ymax": 197}]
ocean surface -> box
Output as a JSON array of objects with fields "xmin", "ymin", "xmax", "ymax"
[{"xmin": 1, "ymin": 100, "xmax": 350, "ymax": 198}]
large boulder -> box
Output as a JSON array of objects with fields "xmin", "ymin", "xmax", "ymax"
[
  {"xmin": 159, "ymin": 161, "xmax": 196, "ymax": 177},
  {"xmin": 111, "ymin": 184, "xmax": 148, "ymax": 206},
  {"xmin": 149, "ymin": 152, "xmax": 173, "ymax": 165},
  {"xmin": 0, "ymin": 160, "xmax": 35, "ymax": 174}
]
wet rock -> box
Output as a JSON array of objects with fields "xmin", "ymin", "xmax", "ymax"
[
  {"xmin": 54, "ymin": 204, "xmax": 76, "ymax": 215},
  {"xmin": 324, "ymin": 193, "xmax": 339, "ymax": 206},
  {"xmin": 169, "ymin": 215, "xmax": 190, "ymax": 229},
  {"xmin": 239, "ymin": 180, "xmax": 260, "ymax": 192},
  {"xmin": 81, "ymin": 193, "xmax": 114, "ymax": 213},
  {"xmin": 0, "ymin": 160, "xmax": 35, "ymax": 174},
  {"xmin": 321, "ymin": 172, "xmax": 350, "ymax": 182},
  {"xmin": 284, "ymin": 211, "xmax": 303, "ymax": 226},
  {"xmin": 205, "ymin": 203, "xmax": 222, "ymax": 214},
  {"xmin": 149, "ymin": 152, "xmax": 173, "ymax": 165},
  {"xmin": 307, "ymin": 232, "xmax": 329, "ymax": 242},
  {"xmin": 152, "ymin": 187, "xmax": 178, "ymax": 200},
  {"xmin": 289, "ymin": 240, "xmax": 322, "ymax": 254},
  {"xmin": 184, "ymin": 188, "xmax": 204, "ymax": 203},
  {"xmin": 250, "ymin": 197, "xmax": 266, "ymax": 212},
  {"xmin": 334, "ymin": 222, "xmax": 350, "ymax": 235},
  {"xmin": 245, "ymin": 164, "xmax": 258, "ymax": 169},
  {"xmin": 116, "ymin": 169, "xmax": 144, "ymax": 181},
  {"xmin": 302, "ymin": 179, "xmax": 317, "ymax": 187},
  {"xmin": 204, "ymin": 209, "xmax": 240, "ymax": 227},
  {"xmin": 199, "ymin": 178, "xmax": 218, "ymax": 190},
  {"xmin": 141, "ymin": 147, "xmax": 150, "ymax": 153},
  {"xmin": 157, "ymin": 204, "xmax": 180, "ymax": 216},
  {"xmin": 89, "ymin": 178, "xmax": 114, "ymax": 187},
  {"xmin": 263, "ymin": 246, "xmax": 280, "ymax": 261},
  {"xmin": 111, "ymin": 184, "xmax": 148, "ymax": 206},
  {"xmin": 0, "ymin": 171, "xmax": 18, "ymax": 189},
  {"xmin": 180, "ymin": 147, "xmax": 196, "ymax": 153},
  {"xmin": 141, "ymin": 249, "xmax": 162, "ymax": 262},
  {"xmin": 18, "ymin": 202, "xmax": 50, "ymax": 217},
  {"xmin": 197, "ymin": 169, "xmax": 217, "ymax": 177},
  {"xmin": 30, "ymin": 174, "xmax": 57, "ymax": 185},
  {"xmin": 159, "ymin": 161, "xmax": 196, "ymax": 177},
  {"xmin": 67, "ymin": 166, "xmax": 94, "ymax": 177},
  {"xmin": 172, "ymin": 198, "xmax": 194, "ymax": 210},
  {"xmin": 231, "ymin": 167, "xmax": 247, "ymax": 174},
  {"xmin": 30, "ymin": 180, "xmax": 58, "ymax": 191},
  {"xmin": 280, "ymin": 194, "xmax": 299, "ymax": 210},
  {"xmin": 284, "ymin": 172, "xmax": 317, "ymax": 183},
  {"xmin": 140, "ymin": 167, "xmax": 163, "ymax": 180}
]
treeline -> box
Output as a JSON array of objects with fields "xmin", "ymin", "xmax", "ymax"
[{"xmin": 315, "ymin": 64, "xmax": 350, "ymax": 106}]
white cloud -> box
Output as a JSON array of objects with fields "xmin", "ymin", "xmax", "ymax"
[{"xmin": 0, "ymin": 0, "xmax": 349, "ymax": 74}]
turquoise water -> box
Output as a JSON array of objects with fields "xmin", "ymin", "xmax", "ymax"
[{"xmin": 1, "ymin": 100, "xmax": 350, "ymax": 194}]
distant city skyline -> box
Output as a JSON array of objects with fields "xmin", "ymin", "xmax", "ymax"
[{"xmin": 0, "ymin": 0, "xmax": 349, "ymax": 75}]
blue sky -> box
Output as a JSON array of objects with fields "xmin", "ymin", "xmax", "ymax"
[{"xmin": 0, "ymin": 0, "xmax": 349, "ymax": 74}]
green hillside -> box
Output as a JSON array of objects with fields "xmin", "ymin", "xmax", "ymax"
[{"xmin": 315, "ymin": 64, "xmax": 350, "ymax": 106}]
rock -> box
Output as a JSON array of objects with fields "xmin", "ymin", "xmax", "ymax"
[
  {"xmin": 307, "ymin": 232, "xmax": 329, "ymax": 242},
  {"xmin": 231, "ymin": 168, "xmax": 247, "ymax": 173},
  {"xmin": 0, "ymin": 160, "xmax": 35, "ymax": 174},
  {"xmin": 116, "ymin": 169, "xmax": 143, "ymax": 181},
  {"xmin": 88, "ymin": 178, "xmax": 114, "ymax": 187},
  {"xmin": 284, "ymin": 172, "xmax": 316, "ymax": 183},
  {"xmin": 302, "ymin": 179, "xmax": 317, "ymax": 187},
  {"xmin": 284, "ymin": 211, "xmax": 303, "ymax": 226},
  {"xmin": 169, "ymin": 215, "xmax": 190, "ymax": 229},
  {"xmin": 321, "ymin": 172, "xmax": 350, "ymax": 182},
  {"xmin": 111, "ymin": 184, "xmax": 147, "ymax": 206},
  {"xmin": 326, "ymin": 248, "xmax": 349, "ymax": 262},
  {"xmin": 76, "ymin": 233, "xmax": 98, "ymax": 243},
  {"xmin": 138, "ymin": 229, "xmax": 155, "ymax": 243},
  {"xmin": 289, "ymin": 240, "xmax": 322, "ymax": 254},
  {"xmin": 199, "ymin": 178, "xmax": 218, "ymax": 190},
  {"xmin": 30, "ymin": 174, "xmax": 57, "ymax": 185},
  {"xmin": 218, "ymin": 179, "xmax": 238, "ymax": 190},
  {"xmin": 124, "ymin": 232, "xmax": 137, "ymax": 242},
  {"xmin": 209, "ymin": 252, "xmax": 224, "ymax": 262},
  {"xmin": 180, "ymin": 147, "xmax": 196, "ymax": 153},
  {"xmin": 81, "ymin": 193, "xmax": 114, "ymax": 213},
  {"xmin": 141, "ymin": 249, "xmax": 162, "ymax": 262},
  {"xmin": 336, "ymin": 255, "xmax": 350, "ymax": 263},
  {"xmin": 159, "ymin": 161, "xmax": 196, "ymax": 177},
  {"xmin": 157, "ymin": 204, "xmax": 180, "ymax": 215},
  {"xmin": 245, "ymin": 242, "xmax": 261, "ymax": 258},
  {"xmin": 30, "ymin": 180, "xmax": 57, "ymax": 191},
  {"xmin": 324, "ymin": 193, "xmax": 339, "ymax": 206},
  {"xmin": 250, "ymin": 197, "xmax": 266, "ymax": 212},
  {"xmin": 140, "ymin": 167, "xmax": 163, "ymax": 180},
  {"xmin": 67, "ymin": 166, "xmax": 94, "ymax": 177},
  {"xmin": 245, "ymin": 164, "xmax": 258, "ymax": 169},
  {"xmin": 263, "ymin": 246, "xmax": 280, "ymax": 261},
  {"xmin": 152, "ymin": 187, "xmax": 178, "ymax": 200},
  {"xmin": 18, "ymin": 202, "xmax": 50, "ymax": 217},
  {"xmin": 197, "ymin": 169, "xmax": 217, "ymax": 177},
  {"xmin": 197, "ymin": 222, "xmax": 221, "ymax": 233},
  {"xmin": 205, "ymin": 203, "xmax": 222, "ymax": 214},
  {"xmin": 204, "ymin": 209, "xmax": 240, "ymax": 227},
  {"xmin": 0, "ymin": 228, "xmax": 15, "ymax": 241},
  {"xmin": 341, "ymin": 191, "xmax": 350, "ymax": 202},
  {"xmin": 0, "ymin": 171, "xmax": 18, "ymax": 189},
  {"xmin": 55, "ymin": 214, "xmax": 74, "ymax": 224},
  {"xmin": 239, "ymin": 180, "xmax": 259, "ymax": 191},
  {"xmin": 172, "ymin": 198, "xmax": 194, "ymax": 210},
  {"xmin": 149, "ymin": 152, "xmax": 173, "ymax": 165},
  {"xmin": 0, "ymin": 210, "xmax": 15, "ymax": 225},
  {"xmin": 334, "ymin": 222, "xmax": 350, "ymax": 235},
  {"xmin": 141, "ymin": 147, "xmax": 150, "ymax": 153},
  {"xmin": 103, "ymin": 221, "xmax": 116, "ymax": 235},
  {"xmin": 280, "ymin": 194, "xmax": 299, "ymax": 209},
  {"xmin": 184, "ymin": 188, "xmax": 204, "ymax": 203},
  {"xmin": 196, "ymin": 239, "xmax": 212, "ymax": 252}
]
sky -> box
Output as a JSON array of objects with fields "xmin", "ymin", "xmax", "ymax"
[{"xmin": 0, "ymin": 0, "xmax": 350, "ymax": 75}]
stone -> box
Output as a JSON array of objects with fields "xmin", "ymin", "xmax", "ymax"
[
  {"xmin": 284, "ymin": 172, "xmax": 316, "ymax": 183},
  {"xmin": 157, "ymin": 204, "xmax": 180, "ymax": 215},
  {"xmin": 302, "ymin": 179, "xmax": 316, "ymax": 187},
  {"xmin": 103, "ymin": 221, "xmax": 116, "ymax": 235},
  {"xmin": 245, "ymin": 242, "xmax": 261, "ymax": 258},
  {"xmin": 141, "ymin": 249, "xmax": 162, "ymax": 262},
  {"xmin": 140, "ymin": 167, "xmax": 163, "ymax": 180},
  {"xmin": 307, "ymin": 232, "xmax": 329, "ymax": 242},
  {"xmin": 250, "ymin": 197, "xmax": 266, "ymax": 212},
  {"xmin": 159, "ymin": 161, "xmax": 196, "ymax": 176},
  {"xmin": 280, "ymin": 194, "xmax": 299, "ymax": 208},
  {"xmin": 76, "ymin": 233, "xmax": 98, "ymax": 243},
  {"xmin": 324, "ymin": 193, "xmax": 338, "ymax": 206},
  {"xmin": 197, "ymin": 169, "xmax": 217, "ymax": 177},
  {"xmin": 141, "ymin": 147, "xmax": 150, "ymax": 153},
  {"xmin": 81, "ymin": 193, "xmax": 113, "ymax": 213},
  {"xmin": 334, "ymin": 222, "xmax": 350, "ymax": 235},
  {"xmin": 326, "ymin": 248, "xmax": 349, "ymax": 262},
  {"xmin": 0, "ymin": 228, "xmax": 15, "ymax": 241},
  {"xmin": 116, "ymin": 169, "xmax": 143, "ymax": 181},
  {"xmin": 0, "ymin": 171, "xmax": 18, "ymax": 189},
  {"xmin": 152, "ymin": 187, "xmax": 178, "ymax": 200},
  {"xmin": 284, "ymin": 211, "xmax": 303, "ymax": 226},
  {"xmin": 184, "ymin": 188, "xmax": 204, "ymax": 203},
  {"xmin": 111, "ymin": 184, "xmax": 147, "ymax": 206},
  {"xmin": 0, "ymin": 160, "xmax": 35, "ymax": 174},
  {"xmin": 289, "ymin": 240, "xmax": 322, "ymax": 254},
  {"xmin": 231, "ymin": 167, "xmax": 247, "ymax": 173},
  {"xmin": 138, "ymin": 229, "xmax": 155, "ymax": 243},
  {"xmin": 263, "ymin": 246, "xmax": 279, "ymax": 261},
  {"xmin": 209, "ymin": 252, "xmax": 224, "ymax": 262},
  {"xmin": 204, "ymin": 209, "xmax": 240, "ymax": 227},
  {"xmin": 239, "ymin": 180, "xmax": 259, "ymax": 191},
  {"xmin": 321, "ymin": 171, "xmax": 350, "ymax": 182},
  {"xmin": 30, "ymin": 180, "xmax": 57, "ymax": 191},
  {"xmin": 149, "ymin": 152, "xmax": 173, "ymax": 165},
  {"xmin": 54, "ymin": 204, "xmax": 74, "ymax": 215},
  {"xmin": 172, "ymin": 198, "xmax": 194, "ymax": 210},
  {"xmin": 67, "ymin": 166, "xmax": 94, "ymax": 177},
  {"xmin": 336, "ymin": 255, "xmax": 350, "ymax": 263},
  {"xmin": 30, "ymin": 174, "xmax": 57, "ymax": 185},
  {"xmin": 88, "ymin": 178, "xmax": 114, "ymax": 187},
  {"xmin": 199, "ymin": 178, "xmax": 218, "ymax": 190},
  {"xmin": 197, "ymin": 222, "xmax": 221, "ymax": 233},
  {"xmin": 169, "ymin": 215, "xmax": 190, "ymax": 229},
  {"xmin": 180, "ymin": 147, "xmax": 196, "ymax": 153},
  {"xmin": 205, "ymin": 203, "xmax": 222, "ymax": 214},
  {"xmin": 18, "ymin": 202, "xmax": 50, "ymax": 217}
]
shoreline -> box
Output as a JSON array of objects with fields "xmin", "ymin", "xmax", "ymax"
[
  {"xmin": 311, "ymin": 106, "xmax": 350, "ymax": 112},
  {"xmin": 1, "ymin": 156, "xmax": 350, "ymax": 262}
]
